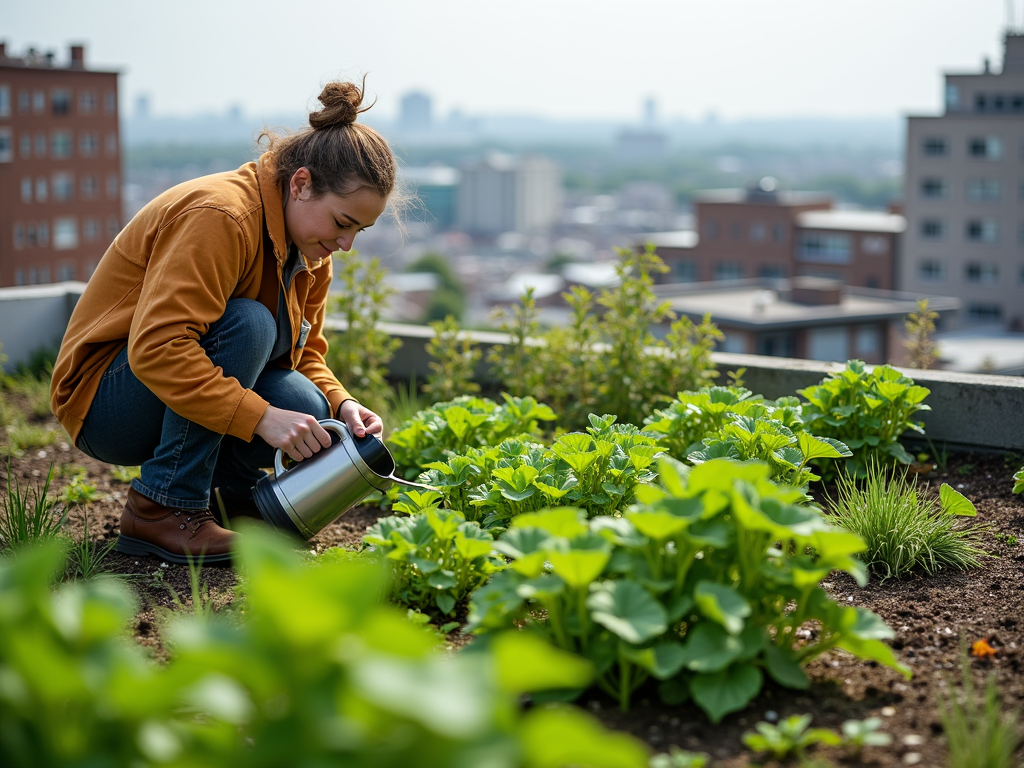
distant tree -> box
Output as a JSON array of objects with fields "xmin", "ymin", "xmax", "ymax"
[
  {"xmin": 405, "ymin": 252, "xmax": 462, "ymax": 294},
  {"xmin": 903, "ymin": 299, "xmax": 940, "ymax": 370},
  {"xmin": 545, "ymin": 252, "xmax": 577, "ymax": 273},
  {"xmin": 406, "ymin": 252, "xmax": 466, "ymax": 323}
]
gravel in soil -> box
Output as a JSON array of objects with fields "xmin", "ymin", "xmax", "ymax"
[{"xmin": 3, "ymin": 392, "xmax": 1023, "ymax": 767}]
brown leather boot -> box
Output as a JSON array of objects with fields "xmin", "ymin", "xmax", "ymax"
[
  {"xmin": 211, "ymin": 486, "xmax": 266, "ymax": 529},
  {"xmin": 116, "ymin": 487, "xmax": 237, "ymax": 564}
]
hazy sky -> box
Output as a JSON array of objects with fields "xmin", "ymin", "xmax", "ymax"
[{"xmin": 5, "ymin": 0, "xmax": 1017, "ymax": 124}]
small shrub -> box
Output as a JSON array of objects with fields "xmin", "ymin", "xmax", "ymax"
[
  {"xmin": 903, "ymin": 298, "xmax": 940, "ymax": 370},
  {"xmin": 0, "ymin": 461, "xmax": 68, "ymax": 549},
  {"xmin": 827, "ymin": 461, "xmax": 990, "ymax": 581},
  {"xmin": 939, "ymin": 652, "xmax": 1022, "ymax": 768},
  {"xmin": 110, "ymin": 464, "xmax": 142, "ymax": 483},
  {"xmin": 798, "ymin": 359, "xmax": 930, "ymax": 478},
  {"xmin": 5, "ymin": 422, "xmax": 60, "ymax": 454},
  {"xmin": 423, "ymin": 315, "xmax": 481, "ymax": 401}
]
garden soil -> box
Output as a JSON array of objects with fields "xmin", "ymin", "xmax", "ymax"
[{"xmin": 2, "ymin": 391, "xmax": 1022, "ymax": 767}]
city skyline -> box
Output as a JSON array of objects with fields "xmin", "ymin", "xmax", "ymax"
[{"xmin": 4, "ymin": 0, "xmax": 1016, "ymax": 125}]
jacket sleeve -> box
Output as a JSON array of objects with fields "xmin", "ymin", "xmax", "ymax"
[
  {"xmin": 126, "ymin": 206, "xmax": 269, "ymax": 440},
  {"xmin": 295, "ymin": 257, "xmax": 355, "ymax": 416}
]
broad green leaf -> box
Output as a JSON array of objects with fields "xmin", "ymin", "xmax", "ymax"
[
  {"xmin": 548, "ymin": 549, "xmax": 611, "ymax": 589},
  {"xmin": 621, "ymin": 641, "xmax": 687, "ymax": 680},
  {"xmin": 513, "ymin": 507, "xmax": 589, "ymax": 539},
  {"xmin": 694, "ymin": 581, "xmax": 750, "ymax": 636},
  {"xmin": 625, "ymin": 510, "xmax": 691, "ymax": 542},
  {"xmin": 490, "ymin": 631, "xmax": 594, "ymax": 694},
  {"xmin": 835, "ymin": 636, "xmax": 911, "ymax": 679},
  {"xmin": 678, "ymin": 622, "xmax": 745, "ymax": 673},
  {"xmin": 690, "ymin": 663, "xmax": 763, "ymax": 724},
  {"xmin": 520, "ymin": 704, "xmax": 651, "ymax": 768},
  {"xmin": 939, "ymin": 483, "xmax": 976, "ymax": 517},
  {"xmin": 762, "ymin": 643, "xmax": 809, "ymax": 689},
  {"xmin": 587, "ymin": 580, "xmax": 667, "ymax": 644},
  {"xmin": 435, "ymin": 592, "xmax": 456, "ymax": 615},
  {"xmin": 797, "ymin": 431, "xmax": 852, "ymax": 460}
]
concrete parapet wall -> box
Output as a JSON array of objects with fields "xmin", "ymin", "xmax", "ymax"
[{"xmin": 0, "ymin": 282, "xmax": 86, "ymax": 370}]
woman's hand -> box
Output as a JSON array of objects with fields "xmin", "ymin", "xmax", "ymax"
[
  {"xmin": 338, "ymin": 399, "xmax": 383, "ymax": 438},
  {"xmin": 254, "ymin": 405, "xmax": 333, "ymax": 462}
]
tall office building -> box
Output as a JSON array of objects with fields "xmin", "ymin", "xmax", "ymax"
[
  {"xmin": 399, "ymin": 90, "xmax": 432, "ymax": 133},
  {"xmin": 901, "ymin": 32, "xmax": 1024, "ymax": 330},
  {"xmin": 0, "ymin": 42, "xmax": 121, "ymax": 287},
  {"xmin": 456, "ymin": 153, "xmax": 562, "ymax": 236}
]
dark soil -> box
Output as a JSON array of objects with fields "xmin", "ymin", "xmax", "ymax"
[{"xmin": 3, "ymin": 390, "xmax": 1023, "ymax": 767}]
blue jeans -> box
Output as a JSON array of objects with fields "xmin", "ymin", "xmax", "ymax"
[{"xmin": 77, "ymin": 299, "xmax": 331, "ymax": 509}]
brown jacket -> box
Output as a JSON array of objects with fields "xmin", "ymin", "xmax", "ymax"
[{"xmin": 50, "ymin": 155, "xmax": 352, "ymax": 445}]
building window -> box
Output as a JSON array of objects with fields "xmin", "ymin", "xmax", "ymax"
[
  {"xmin": 968, "ymin": 136, "xmax": 1003, "ymax": 159},
  {"xmin": 18, "ymin": 90, "xmax": 29, "ymax": 113},
  {"xmin": 921, "ymin": 219, "xmax": 945, "ymax": 239},
  {"xmin": 918, "ymin": 259, "xmax": 945, "ymax": 281},
  {"xmin": 750, "ymin": 222, "xmax": 766, "ymax": 242},
  {"xmin": 106, "ymin": 132, "xmax": 118, "ymax": 156},
  {"xmin": 34, "ymin": 133, "xmax": 46, "ymax": 157},
  {"xmin": 83, "ymin": 217, "xmax": 101, "ymax": 242},
  {"xmin": 671, "ymin": 261, "xmax": 697, "ymax": 282},
  {"xmin": 714, "ymin": 263, "xmax": 744, "ymax": 280},
  {"xmin": 32, "ymin": 90, "xmax": 45, "ymax": 113},
  {"xmin": 14, "ymin": 270, "xmax": 25, "ymax": 286},
  {"xmin": 759, "ymin": 265, "xmax": 787, "ymax": 279},
  {"xmin": 57, "ymin": 264, "xmax": 77, "ymax": 281},
  {"xmin": 945, "ymin": 83, "xmax": 960, "ymax": 110},
  {"xmin": 37, "ymin": 221, "xmax": 49, "ymax": 247},
  {"xmin": 966, "ymin": 262, "xmax": 998, "ymax": 283},
  {"xmin": 966, "ymin": 178, "xmax": 1001, "ymax": 201},
  {"xmin": 922, "ymin": 136, "xmax": 947, "ymax": 156},
  {"xmin": 51, "ymin": 89, "xmax": 71, "ymax": 116},
  {"xmin": 966, "ymin": 219, "xmax": 999, "ymax": 243},
  {"xmin": 21, "ymin": 177, "xmax": 32, "ymax": 203},
  {"xmin": 855, "ymin": 326, "xmax": 881, "ymax": 357},
  {"xmin": 51, "ymin": 131, "xmax": 72, "ymax": 159},
  {"xmin": 107, "ymin": 216, "xmax": 120, "ymax": 238},
  {"xmin": 861, "ymin": 236, "xmax": 888, "ymax": 254},
  {"xmin": 968, "ymin": 303, "xmax": 1002, "ymax": 323},
  {"xmin": 78, "ymin": 90, "xmax": 97, "ymax": 114},
  {"xmin": 797, "ymin": 233, "xmax": 852, "ymax": 264},
  {"xmin": 0, "ymin": 85, "xmax": 9, "ymax": 117},
  {"xmin": 13, "ymin": 224, "xmax": 24, "ymax": 249},
  {"xmin": 808, "ymin": 326, "xmax": 849, "ymax": 363},
  {"xmin": 53, "ymin": 172, "xmax": 74, "ymax": 201},
  {"xmin": 35, "ymin": 177, "xmax": 48, "ymax": 202},
  {"xmin": 106, "ymin": 174, "xmax": 119, "ymax": 199},
  {"xmin": 19, "ymin": 132, "xmax": 30, "ymax": 158},
  {"xmin": 54, "ymin": 217, "xmax": 78, "ymax": 250},
  {"xmin": 920, "ymin": 178, "xmax": 947, "ymax": 198},
  {"xmin": 39, "ymin": 267, "xmax": 50, "ymax": 284},
  {"xmin": 81, "ymin": 174, "xmax": 98, "ymax": 199},
  {"xmin": 0, "ymin": 128, "xmax": 12, "ymax": 162},
  {"xmin": 105, "ymin": 90, "xmax": 116, "ymax": 115},
  {"xmin": 79, "ymin": 132, "xmax": 99, "ymax": 156},
  {"xmin": 25, "ymin": 224, "xmax": 37, "ymax": 247}
]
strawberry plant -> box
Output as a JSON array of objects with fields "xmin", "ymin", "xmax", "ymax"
[
  {"xmin": 468, "ymin": 458, "xmax": 910, "ymax": 722},
  {"xmin": 387, "ymin": 394, "xmax": 556, "ymax": 478},
  {"xmin": 797, "ymin": 359, "xmax": 930, "ymax": 478},
  {"xmin": 363, "ymin": 507, "xmax": 505, "ymax": 619}
]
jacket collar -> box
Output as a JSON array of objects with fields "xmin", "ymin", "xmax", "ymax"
[{"xmin": 256, "ymin": 153, "xmax": 289, "ymax": 266}]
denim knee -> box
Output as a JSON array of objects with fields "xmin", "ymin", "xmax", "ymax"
[{"xmin": 203, "ymin": 299, "xmax": 277, "ymax": 387}]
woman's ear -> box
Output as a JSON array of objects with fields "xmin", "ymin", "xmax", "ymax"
[{"xmin": 289, "ymin": 167, "xmax": 312, "ymax": 201}]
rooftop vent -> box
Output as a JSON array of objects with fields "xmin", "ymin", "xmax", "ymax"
[{"xmin": 788, "ymin": 276, "xmax": 843, "ymax": 306}]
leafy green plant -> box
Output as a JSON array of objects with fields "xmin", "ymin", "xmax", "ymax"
[
  {"xmin": 798, "ymin": 360, "xmax": 931, "ymax": 478},
  {"xmin": 387, "ymin": 394, "xmax": 556, "ymax": 478},
  {"xmin": 5, "ymin": 422, "xmax": 60, "ymax": 454},
  {"xmin": 648, "ymin": 747, "xmax": 709, "ymax": 767},
  {"xmin": 939, "ymin": 651, "xmax": 1022, "ymax": 768},
  {"xmin": 110, "ymin": 464, "xmax": 142, "ymax": 483},
  {"xmin": 0, "ymin": 460, "xmax": 68, "ymax": 549},
  {"xmin": 469, "ymin": 459, "xmax": 909, "ymax": 720},
  {"xmin": 1013, "ymin": 467, "xmax": 1023, "ymax": 494},
  {"xmin": 840, "ymin": 717, "xmax": 892, "ymax": 756},
  {"xmin": 363, "ymin": 507, "xmax": 505, "ymax": 619},
  {"xmin": 327, "ymin": 249, "xmax": 402, "ymax": 403},
  {"xmin": 488, "ymin": 285, "xmax": 543, "ymax": 398},
  {"xmin": 827, "ymin": 461, "xmax": 991, "ymax": 581},
  {"xmin": 903, "ymin": 298, "xmax": 940, "ymax": 370},
  {"xmin": 63, "ymin": 507, "xmax": 117, "ymax": 581},
  {"xmin": 423, "ymin": 315, "xmax": 482, "ymax": 401},
  {"xmin": 742, "ymin": 714, "xmax": 842, "ymax": 761},
  {"xmin": 0, "ymin": 529, "xmax": 651, "ymax": 768},
  {"xmin": 59, "ymin": 475, "xmax": 100, "ymax": 506}
]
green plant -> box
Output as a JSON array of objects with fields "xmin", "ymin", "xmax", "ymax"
[
  {"xmin": 648, "ymin": 747, "xmax": 709, "ymax": 767},
  {"xmin": 59, "ymin": 475, "xmax": 100, "ymax": 506},
  {"xmin": 0, "ymin": 460, "xmax": 68, "ymax": 549},
  {"xmin": 327, "ymin": 249, "xmax": 402, "ymax": 403},
  {"xmin": 63, "ymin": 506, "xmax": 117, "ymax": 581},
  {"xmin": 798, "ymin": 360, "xmax": 931, "ymax": 478},
  {"xmin": 742, "ymin": 714, "xmax": 842, "ymax": 761},
  {"xmin": 827, "ymin": 460, "xmax": 990, "ymax": 581},
  {"xmin": 363, "ymin": 507, "xmax": 505, "ymax": 619},
  {"xmin": 387, "ymin": 394, "xmax": 556, "ymax": 478},
  {"xmin": 468, "ymin": 459, "xmax": 909, "ymax": 720},
  {"xmin": 939, "ymin": 651, "xmax": 1022, "ymax": 768},
  {"xmin": 6, "ymin": 372, "xmax": 54, "ymax": 419},
  {"xmin": 903, "ymin": 298, "xmax": 940, "ymax": 370},
  {"xmin": 423, "ymin": 315, "xmax": 481, "ymax": 401},
  {"xmin": 110, "ymin": 464, "xmax": 142, "ymax": 483},
  {"xmin": 840, "ymin": 717, "xmax": 892, "ymax": 756},
  {"xmin": 488, "ymin": 285, "xmax": 542, "ymax": 398},
  {"xmin": 0, "ymin": 529, "xmax": 651, "ymax": 768},
  {"xmin": 1012, "ymin": 466, "xmax": 1023, "ymax": 494},
  {"xmin": 5, "ymin": 422, "xmax": 60, "ymax": 454}
]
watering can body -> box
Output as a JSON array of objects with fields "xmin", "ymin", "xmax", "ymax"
[{"xmin": 252, "ymin": 419, "xmax": 431, "ymax": 540}]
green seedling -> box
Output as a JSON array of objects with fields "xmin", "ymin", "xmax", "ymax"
[
  {"xmin": 840, "ymin": 717, "xmax": 892, "ymax": 756},
  {"xmin": 742, "ymin": 714, "xmax": 842, "ymax": 761},
  {"xmin": 110, "ymin": 464, "xmax": 142, "ymax": 483}
]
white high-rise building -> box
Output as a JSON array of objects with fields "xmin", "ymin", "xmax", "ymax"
[
  {"xmin": 901, "ymin": 32, "xmax": 1024, "ymax": 330},
  {"xmin": 455, "ymin": 153, "xmax": 562, "ymax": 236}
]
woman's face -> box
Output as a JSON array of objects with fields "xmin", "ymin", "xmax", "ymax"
[{"xmin": 284, "ymin": 167, "xmax": 387, "ymax": 260}]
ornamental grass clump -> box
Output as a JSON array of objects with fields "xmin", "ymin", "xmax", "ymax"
[{"xmin": 826, "ymin": 461, "xmax": 991, "ymax": 581}]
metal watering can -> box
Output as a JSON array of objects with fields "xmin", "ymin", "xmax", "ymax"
[{"xmin": 252, "ymin": 419, "xmax": 436, "ymax": 540}]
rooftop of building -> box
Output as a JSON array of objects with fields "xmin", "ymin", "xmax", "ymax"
[
  {"xmin": 655, "ymin": 277, "xmax": 960, "ymax": 330},
  {"xmin": 795, "ymin": 209, "xmax": 906, "ymax": 233},
  {"xmin": 638, "ymin": 230, "xmax": 699, "ymax": 249},
  {"xmin": 934, "ymin": 327, "xmax": 1024, "ymax": 376},
  {"xmin": 0, "ymin": 42, "xmax": 116, "ymax": 73}
]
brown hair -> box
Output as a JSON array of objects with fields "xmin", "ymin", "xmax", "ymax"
[{"xmin": 260, "ymin": 77, "xmax": 398, "ymax": 203}]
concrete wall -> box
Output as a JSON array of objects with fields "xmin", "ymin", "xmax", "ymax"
[{"xmin": 1, "ymin": 285, "xmax": 1021, "ymax": 452}]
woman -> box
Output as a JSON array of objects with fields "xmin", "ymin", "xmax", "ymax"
[{"xmin": 50, "ymin": 80, "xmax": 397, "ymax": 564}]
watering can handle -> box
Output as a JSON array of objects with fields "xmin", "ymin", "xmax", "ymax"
[{"xmin": 272, "ymin": 418, "xmax": 349, "ymax": 478}]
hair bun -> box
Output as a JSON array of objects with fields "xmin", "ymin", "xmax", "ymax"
[{"xmin": 309, "ymin": 80, "xmax": 365, "ymax": 129}]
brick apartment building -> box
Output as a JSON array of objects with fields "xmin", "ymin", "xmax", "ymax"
[
  {"xmin": 648, "ymin": 179, "xmax": 904, "ymax": 291},
  {"xmin": 0, "ymin": 42, "xmax": 121, "ymax": 287}
]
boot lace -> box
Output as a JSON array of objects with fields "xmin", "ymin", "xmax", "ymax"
[{"xmin": 178, "ymin": 508, "xmax": 219, "ymax": 534}]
